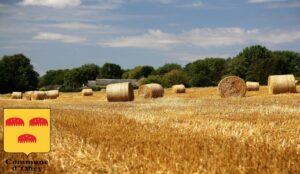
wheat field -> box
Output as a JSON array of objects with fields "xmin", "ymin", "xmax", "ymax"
[{"xmin": 1, "ymin": 86, "xmax": 300, "ymax": 173}]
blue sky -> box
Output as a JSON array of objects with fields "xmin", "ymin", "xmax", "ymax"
[{"xmin": 0, "ymin": 0, "xmax": 300, "ymax": 74}]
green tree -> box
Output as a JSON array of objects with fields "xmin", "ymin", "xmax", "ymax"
[
  {"xmin": 156, "ymin": 63, "xmax": 182, "ymax": 75},
  {"xmin": 163, "ymin": 69, "xmax": 189, "ymax": 87},
  {"xmin": 270, "ymin": 51, "xmax": 300, "ymax": 77},
  {"xmin": 39, "ymin": 69, "xmax": 69, "ymax": 87},
  {"xmin": 99, "ymin": 63, "xmax": 123, "ymax": 79},
  {"xmin": 80, "ymin": 64, "xmax": 99, "ymax": 81},
  {"xmin": 63, "ymin": 64, "xmax": 100, "ymax": 89},
  {"xmin": 185, "ymin": 58, "xmax": 226, "ymax": 87},
  {"xmin": 126, "ymin": 66, "xmax": 155, "ymax": 79},
  {"xmin": 227, "ymin": 45, "xmax": 272, "ymax": 84},
  {"xmin": 0, "ymin": 54, "xmax": 39, "ymax": 93},
  {"xmin": 63, "ymin": 68, "xmax": 84, "ymax": 88}
]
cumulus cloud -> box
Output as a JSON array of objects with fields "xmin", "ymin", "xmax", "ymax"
[
  {"xmin": 33, "ymin": 32, "xmax": 86, "ymax": 43},
  {"xmin": 19, "ymin": 0, "xmax": 81, "ymax": 8},
  {"xmin": 100, "ymin": 27, "xmax": 300, "ymax": 49}
]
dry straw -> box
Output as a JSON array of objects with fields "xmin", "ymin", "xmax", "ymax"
[
  {"xmin": 246, "ymin": 82, "xmax": 260, "ymax": 91},
  {"xmin": 172, "ymin": 84, "xmax": 186, "ymax": 93},
  {"xmin": 218, "ymin": 76, "xmax": 247, "ymax": 98},
  {"xmin": 268, "ymin": 74, "xmax": 296, "ymax": 94},
  {"xmin": 106, "ymin": 82, "xmax": 134, "ymax": 102},
  {"xmin": 31, "ymin": 91, "xmax": 46, "ymax": 100},
  {"xmin": 82, "ymin": 89, "xmax": 93, "ymax": 96},
  {"xmin": 138, "ymin": 83, "xmax": 164, "ymax": 98},
  {"xmin": 45, "ymin": 90, "xmax": 59, "ymax": 99},
  {"xmin": 296, "ymin": 80, "xmax": 300, "ymax": 85},
  {"xmin": 23, "ymin": 91, "xmax": 33, "ymax": 100},
  {"xmin": 11, "ymin": 92, "xmax": 22, "ymax": 99}
]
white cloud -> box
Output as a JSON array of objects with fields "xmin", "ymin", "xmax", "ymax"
[
  {"xmin": 101, "ymin": 29, "xmax": 181, "ymax": 50},
  {"xmin": 100, "ymin": 27, "xmax": 300, "ymax": 49},
  {"xmin": 248, "ymin": 0, "xmax": 300, "ymax": 8},
  {"xmin": 155, "ymin": 0, "xmax": 174, "ymax": 4},
  {"xmin": 180, "ymin": 1, "xmax": 204, "ymax": 8},
  {"xmin": 19, "ymin": 0, "xmax": 81, "ymax": 8},
  {"xmin": 33, "ymin": 32, "xmax": 86, "ymax": 43},
  {"xmin": 248, "ymin": 0, "xmax": 285, "ymax": 3},
  {"xmin": 171, "ymin": 52, "xmax": 231, "ymax": 62},
  {"xmin": 268, "ymin": 1, "xmax": 300, "ymax": 8},
  {"xmin": 52, "ymin": 22, "xmax": 111, "ymax": 30}
]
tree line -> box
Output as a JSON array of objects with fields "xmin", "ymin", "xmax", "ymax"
[{"xmin": 0, "ymin": 45, "xmax": 299, "ymax": 93}]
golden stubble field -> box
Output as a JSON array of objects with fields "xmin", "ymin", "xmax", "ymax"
[{"xmin": 0, "ymin": 86, "xmax": 300, "ymax": 173}]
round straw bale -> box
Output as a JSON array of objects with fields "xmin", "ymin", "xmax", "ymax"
[
  {"xmin": 82, "ymin": 88, "xmax": 93, "ymax": 96},
  {"xmin": 31, "ymin": 91, "xmax": 46, "ymax": 100},
  {"xmin": 11, "ymin": 92, "xmax": 22, "ymax": 99},
  {"xmin": 172, "ymin": 84, "xmax": 186, "ymax": 93},
  {"xmin": 106, "ymin": 82, "xmax": 134, "ymax": 102},
  {"xmin": 45, "ymin": 90, "xmax": 59, "ymax": 99},
  {"xmin": 268, "ymin": 74, "xmax": 296, "ymax": 94},
  {"xmin": 246, "ymin": 82, "xmax": 260, "ymax": 91},
  {"xmin": 218, "ymin": 76, "xmax": 247, "ymax": 98},
  {"xmin": 23, "ymin": 91, "xmax": 33, "ymax": 100},
  {"xmin": 138, "ymin": 83, "xmax": 164, "ymax": 98}
]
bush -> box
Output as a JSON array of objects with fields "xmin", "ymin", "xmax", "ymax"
[
  {"xmin": 91, "ymin": 86, "xmax": 101, "ymax": 91},
  {"xmin": 140, "ymin": 75, "xmax": 165, "ymax": 86},
  {"xmin": 59, "ymin": 86, "xmax": 81, "ymax": 92}
]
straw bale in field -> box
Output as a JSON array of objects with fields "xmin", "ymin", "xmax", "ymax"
[
  {"xmin": 172, "ymin": 84, "xmax": 186, "ymax": 93},
  {"xmin": 106, "ymin": 82, "xmax": 134, "ymax": 102},
  {"xmin": 45, "ymin": 90, "xmax": 59, "ymax": 99},
  {"xmin": 31, "ymin": 91, "xmax": 46, "ymax": 100},
  {"xmin": 23, "ymin": 91, "xmax": 33, "ymax": 100},
  {"xmin": 138, "ymin": 83, "xmax": 164, "ymax": 98},
  {"xmin": 246, "ymin": 82, "xmax": 260, "ymax": 91},
  {"xmin": 268, "ymin": 74, "xmax": 296, "ymax": 94},
  {"xmin": 218, "ymin": 76, "xmax": 247, "ymax": 98},
  {"xmin": 82, "ymin": 89, "xmax": 93, "ymax": 96},
  {"xmin": 11, "ymin": 92, "xmax": 22, "ymax": 99}
]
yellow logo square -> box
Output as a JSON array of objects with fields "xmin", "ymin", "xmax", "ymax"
[{"xmin": 4, "ymin": 109, "xmax": 50, "ymax": 155}]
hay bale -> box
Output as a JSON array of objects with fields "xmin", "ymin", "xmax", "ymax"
[
  {"xmin": 172, "ymin": 84, "xmax": 186, "ymax": 93},
  {"xmin": 218, "ymin": 76, "xmax": 247, "ymax": 98},
  {"xmin": 138, "ymin": 83, "xmax": 164, "ymax": 98},
  {"xmin": 246, "ymin": 82, "xmax": 260, "ymax": 91},
  {"xmin": 82, "ymin": 88, "xmax": 93, "ymax": 96},
  {"xmin": 23, "ymin": 91, "xmax": 33, "ymax": 100},
  {"xmin": 106, "ymin": 82, "xmax": 134, "ymax": 102},
  {"xmin": 45, "ymin": 90, "xmax": 59, "ymax": 99},
  {"xmin": 31, "ymin": 91, "xmax": 46, "ymax": 100},
  {"xmin": 11, "ymin": 92, "xmax": 22, "ymax": 99},
  {"xmin": 268, "ymin": 74, "xmax": 296, "ymax": 94}
]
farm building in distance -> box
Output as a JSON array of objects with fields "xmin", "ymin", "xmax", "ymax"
[{"xmin": 87, "ymin": 79, "xmax": 138, "ymax": 88}]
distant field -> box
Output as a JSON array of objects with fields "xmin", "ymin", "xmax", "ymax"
[{"xmin": 1, "ymin": 86, "xmax": 300, "ymax": 173}]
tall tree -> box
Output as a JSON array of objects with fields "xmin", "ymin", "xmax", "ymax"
[
  {"xmin": 271, "ymin": 51, "xmax": 300, "ymax": 77},
  {"xmin": 99, "ymin": 63, "xmax": 123, "ymax": 79},
  {"xmin": 0, "ymin": 54, "xmax": 39, "ymax": 93},
  {"xmin": 185, "ymin": 58, "xmax": 226, "ymax": 87},
  {"xmin": 156, "ymin": 63, "xmax": 182, "ymax": 75},
  {"xmin": 227, "ymin": 45, "xmax": 272, "ymax": 84},
  {"xmin": 39, "ymin": 69, "xmax": 69, "ymax": 87}
]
